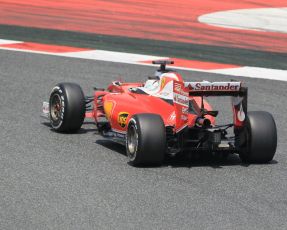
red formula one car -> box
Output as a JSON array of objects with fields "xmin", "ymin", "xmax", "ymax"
[{"xmin": 42, "ymin": 60, "xmax": 277, "ymax": 166}]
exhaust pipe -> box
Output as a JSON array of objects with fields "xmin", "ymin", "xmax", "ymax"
[{"xmin": 196, "ymin": 117, "xmax": 211, "ymax": 127}]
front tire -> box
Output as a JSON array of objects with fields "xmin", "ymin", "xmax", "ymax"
[
  {"xmin": 239, "ymin": 111, "xmax": 277, "ymax": 163},
  {"xmin": 126, "ymin": 113, "xmax": 166, "ymax": 166},
  {"xmin": 49, "ymin": 82, "xmax": 85, "ymax": 132}
]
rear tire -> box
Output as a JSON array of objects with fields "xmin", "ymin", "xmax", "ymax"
[
  {"xmin": 239, "ymin": 111, "xmax": 277, "ymax": 163},
  {"xmin": 49, "ymin": 83, "xmax": 85, "ymax": 133},
  {"xmin": 126, "ymin": 113, "xmax": 166, "ymax": 166}
]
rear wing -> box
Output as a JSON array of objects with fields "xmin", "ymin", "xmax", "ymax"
[
  {"xmin": 185, "ymin": 81, "xmax": 247, "ymax": 97},
  {"xmin": 173, "ymin": 81, "xmax": 248, "ymax": 132}
]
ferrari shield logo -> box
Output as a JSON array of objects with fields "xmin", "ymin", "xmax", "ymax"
[{"xmin": 118, "ymin": 112, "xmax": 129, "ymax": 128}]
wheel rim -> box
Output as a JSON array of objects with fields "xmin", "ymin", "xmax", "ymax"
[
  {"xmin": 127, "ymin": 125, "xmax": 138, "ymax": 159},
  {"xmin": 50, "ymin": 94, "xmax": 62, "ymax": 121}
]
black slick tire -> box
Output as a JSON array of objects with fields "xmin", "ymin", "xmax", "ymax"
[
  {"xmin": 49, "ymin": 82, "xmax": 85, "ymax": 133},
  {"xmin": 239, "ymin": 111, "xmax": 277, "ymax": 163},
  {"xmin": 126, "ymin": 113, "xmax": 166, "ymax": 166}
]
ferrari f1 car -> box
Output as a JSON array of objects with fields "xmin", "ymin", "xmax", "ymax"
[{"xmin": 42, "ymin": 60, "xmax": 277, "ymax": 166}]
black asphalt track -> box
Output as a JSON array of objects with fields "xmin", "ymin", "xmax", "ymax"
[{"xmin": 0, "ymin": 49, "xmax": 286, "ymax": 229}]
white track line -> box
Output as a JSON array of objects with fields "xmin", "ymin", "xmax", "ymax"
[
  {"xmin": 0, "ymin": 39, "xmax": 22, "ymax": 45},
  {"xmin": 212, "ymin": 67, "xmax": 287, "ymax": 82}
]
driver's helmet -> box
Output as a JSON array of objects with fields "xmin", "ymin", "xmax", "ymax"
[
  {"xmin": 144, "ymin": 72, "xmax": 181, "ymax": 90},
  {"xmin": 142, "ymin": 72, "xmax": 182, "ymax": 99},
  {"xmin": 143, "ymin": 79, "xmax": 159, "ymax": 91}
]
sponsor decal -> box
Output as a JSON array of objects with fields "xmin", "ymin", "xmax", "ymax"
[
  {"xmin": 174, "ymin": 82, "xmax": 188, "ymax": 96},
  {"xmin": 118, "ymin": 112, "xmax": 129, "ymax": 128},
  {"xmin": 173, "ymin": 81, "xmax": 189, "ymax": 107},
  {"xmin": 115, "ymin": 132, "xmax": 126, "ymax": 139},
  {"xmin": 173, "ymin": 81, "xmax": 189, "ymax": 132},
  {"xmin": 174, "ymin": 93, "xmax": 189, "ymax": 107},
  {"xmin": 168, "ymin": 111, "xmax": 176, "ymax": 122},
  {"xmin": 174, "ymin": 82, "xmax": 183, "ymax": 94},
  {"xmin": 104, "ymin": 101, "xmax": 114, "ymax": 120},
  {"xmin": 185, "ymin": 81, "xmax": 241, "ymax": 91}
]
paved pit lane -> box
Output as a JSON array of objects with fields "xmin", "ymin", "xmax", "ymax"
[{"xmin": 0, "ymin": 50, "xmax": 286, "ymax": 229}]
